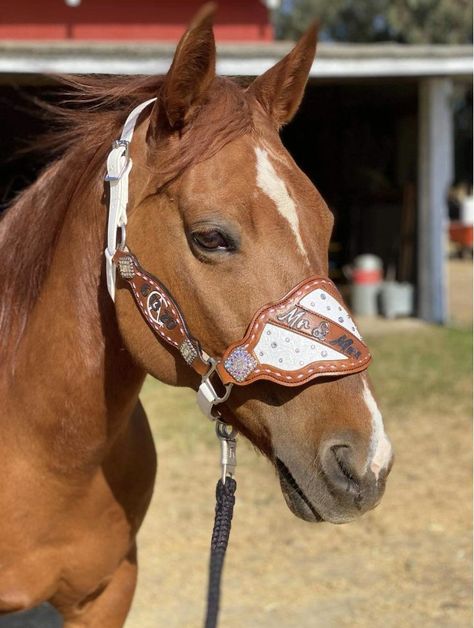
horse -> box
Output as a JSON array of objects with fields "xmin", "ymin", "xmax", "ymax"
[{"xmin": 0, "ymin": 5, "xmax": 393, "ymax": 626}]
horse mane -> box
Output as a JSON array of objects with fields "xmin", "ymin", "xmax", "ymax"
[{"xmin": 0, "ymin": 74, "xmax": 254, "ymax": 361}]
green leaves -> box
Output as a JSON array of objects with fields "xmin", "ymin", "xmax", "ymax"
[{"xmin": 276, "ymin": 0, "xmax": 473, "ymax": 44}]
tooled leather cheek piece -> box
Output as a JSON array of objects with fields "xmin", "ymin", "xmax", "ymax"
[
  {"xmin": 114, "ymin": 250, "xmax": 211, "ymax": 378},
  {"xmin": 114, "ymin": 250, "xmax": 371, "ymax": 390}
]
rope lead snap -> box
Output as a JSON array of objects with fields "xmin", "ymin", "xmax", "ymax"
[
  {"xmin": 203, "ymin": 423, "xmax": 238, "ymax": 628},
  {"xmin": 216, "ymin": 421, "xmax": 237, "ymax": 484}
]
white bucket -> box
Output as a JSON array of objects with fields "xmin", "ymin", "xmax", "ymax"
[
  {"xmin": 380, "ymin": 282, "xmax": 414, "ymax": 319},
  {"xmin": 351, "ymin": 254, "xmax": 383, "ymax": 316},
  {"xmin": 460, "ymin": 196, "xmax": 474, "ymax": 225}
]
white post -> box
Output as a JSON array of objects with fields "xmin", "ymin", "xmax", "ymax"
[{"xmin": 417, "ymin": 78, "xmax": 453, "ymax": 324}]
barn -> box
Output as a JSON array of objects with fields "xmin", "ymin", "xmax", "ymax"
[{"xmin": 1, "ymin": 0, "xmax": 472, "ymax": 323}]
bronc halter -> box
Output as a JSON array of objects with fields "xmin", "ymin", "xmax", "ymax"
[
  {"xmin": 105, "ymin": 99, "xmax": 371, "ymax": 423},
  {"xmin": 105, "ymin": 99, "xmax": 371, "ymax": 627}
]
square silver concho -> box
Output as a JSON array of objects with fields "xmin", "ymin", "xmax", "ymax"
[
  {"xmin": 117, "ymin": 255, "xmax": 135, "ymax": 280},
  {"xmin": 180, "ymin": 339, "xmax": 198, "ymax": 365},
  {"xmin": 224, "ymin": 347, "xmax": 257, "ymax": 383}
]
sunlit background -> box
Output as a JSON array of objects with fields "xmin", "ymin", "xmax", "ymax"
[{"xmin": 0, "ymin": 1, "xmax": 472, "ymax": 626}]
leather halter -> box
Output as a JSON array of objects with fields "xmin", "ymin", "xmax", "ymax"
[{"xmin": 105, "ymin": 100, "xmax": 371, "ymax": 420}]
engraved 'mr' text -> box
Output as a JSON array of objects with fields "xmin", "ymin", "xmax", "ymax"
[{"xmin": 276, "ymin": 307, "xmax": 310, "ymax": 331}]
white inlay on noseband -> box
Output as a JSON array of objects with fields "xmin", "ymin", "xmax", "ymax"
[
  {"xmin": 255, "ymin": 146, "xmax": 308, "ymax": 261},
  {"xmin": 254, "ymin": 323, "xmax": 347, "ymax": 371},
  {"xmin": 300, "ymin": 289, "xmax": 362, "ymax": 340}
]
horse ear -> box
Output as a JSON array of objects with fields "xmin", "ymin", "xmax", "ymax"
[
  {"xmin": 248, "ymin": 23, "xmax": 318, "ymax": 128},
  {"xmin": 158, "ymin": 3, "xmax": 217, "ymax": 130}
]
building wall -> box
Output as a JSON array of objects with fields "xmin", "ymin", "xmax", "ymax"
[
  {"xmin": 282, "ymin": 80, "xmax": 419, "ymax": 284},
  {"xmin": 0, "ymin": 0, "xmax": 272, "ymax": 41}
]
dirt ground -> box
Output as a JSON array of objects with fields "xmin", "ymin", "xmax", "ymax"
[
  {"xmin": 1, "ymin": 260, "xmax": 471, "ymax": 628},
  {"xmin": 448, "ymin": 258, "xmax": 473, "ymax": 327},
  {"xmin": 127, "ymin": 416, "xmax": 471, "ymax": 628},
  {"xmin": 127, "ymin": 378, "xmax": 471, "ymax": 627}
]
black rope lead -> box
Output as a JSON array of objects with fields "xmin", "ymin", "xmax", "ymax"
[{"xmin": 204, "ymin": 477, "xmax": 237, "ymax": 628}]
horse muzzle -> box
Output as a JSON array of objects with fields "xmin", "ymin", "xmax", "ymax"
[{"xmin": 276, "ymin": 439, "xmax": 392, "ymax": 524}]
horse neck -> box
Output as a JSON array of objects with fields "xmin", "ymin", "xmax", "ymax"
[{"xmin": 6, "ymin": 146, "xmax": 145, "ymax": 467}]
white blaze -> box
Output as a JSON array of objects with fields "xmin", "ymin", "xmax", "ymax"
[
  {"xmin": 362, "ymin": 379, "xmax": 393, "ymax": 479},
  {"xmin": 255, "ymin": 146, "xmax": 308, "ymax": 261}
]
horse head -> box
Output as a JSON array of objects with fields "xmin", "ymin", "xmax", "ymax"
[{"xmin": 113, "ymin": 5, "xmax": 393, "ymax": 524}]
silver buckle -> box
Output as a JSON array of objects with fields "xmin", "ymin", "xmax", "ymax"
[
  {"xmin": 105, "ymin": 140, "xmax": 131, "ymax": 182},
  {"xmin": 197, "ymin": 358, "xmax": 233, "ymax": 420}
]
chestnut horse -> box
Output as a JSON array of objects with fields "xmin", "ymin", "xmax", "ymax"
[{"xmin": 0, "ymin": 7, "xmax": 393, "ymax": 627}]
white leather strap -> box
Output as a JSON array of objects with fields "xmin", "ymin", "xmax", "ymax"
[
  {"xmin": 105, "ymin": 97, "xmax": 157, "ymax": 300},
  {"xmin": 105, "ymin": 97, "xmax": 238, "ymax": 423}
]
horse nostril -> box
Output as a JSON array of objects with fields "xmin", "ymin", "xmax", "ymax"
[
  {"xmin": 332, "ymin": 445, "xmax": 358, "ymax": 480},
  {"xmin": 319, "ymin": 440, "xmax": 389, "ymax": 515},
  {"xmin": 322, "ymin": 444, "xmax": 361, "ymax": 494}
]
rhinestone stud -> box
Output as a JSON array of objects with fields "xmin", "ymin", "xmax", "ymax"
[
  {"xmin": 224, "ymin": 347, "xmax": 257, "ymax": 383},
  {"xmin": 117, "ymin": 255, "xmax": 135, "ymax": 280},
  {"xmin": 180, "ymin": 339, "xmax": 198, "ymax": 365}
]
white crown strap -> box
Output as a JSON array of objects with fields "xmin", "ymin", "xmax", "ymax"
[{"xmin": 105, "ymin": 97, "xmax": 157, "ymax": 300}]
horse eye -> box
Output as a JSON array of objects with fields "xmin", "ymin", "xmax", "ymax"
[{"xmin": 192, "ymin": 230, "xmax": 233, "ymax": 251}]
